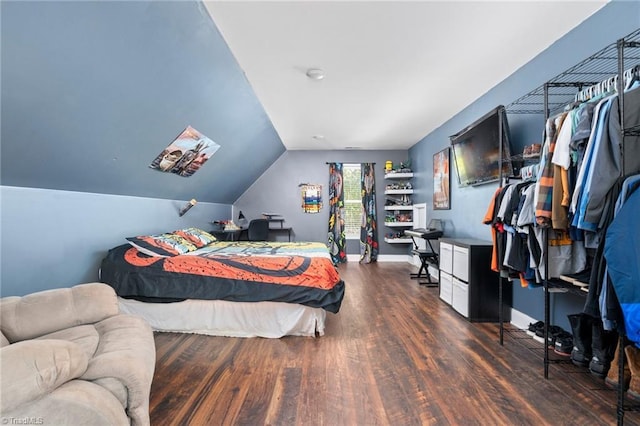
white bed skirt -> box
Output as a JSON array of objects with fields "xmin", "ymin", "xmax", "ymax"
[{"xmin": 118, "ymin": 297, "xmax": 326, "ymax": 338}]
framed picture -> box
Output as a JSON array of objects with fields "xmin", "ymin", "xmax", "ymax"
[
  {"xmin": 149, "ymin": 126, "xmax": 220, "ymax": 178},
  {"xmin": 433, "ymin": 147, "xmax": 450, "ymax": 210}
]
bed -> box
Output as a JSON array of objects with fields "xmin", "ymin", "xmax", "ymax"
[{"xmin": 99, "ymin": 234, "xmax": 345, "ymax": 338}]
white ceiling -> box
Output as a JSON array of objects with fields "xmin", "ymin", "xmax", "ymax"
[{"xmin": 205, "ymin": 1, "xmax": 607, "ymax": 151}]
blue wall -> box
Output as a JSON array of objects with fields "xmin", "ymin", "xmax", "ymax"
[
  {"xmin": 234, "ymin": 150, "xmax": 413, "ymax": 257},
  {"xmin": 408, "ymin": 1, "xmax": 640, "ymax": 329},
  {"xmin": 0, "ymin": 186, "xmax": 230, "ymax": 297},
  {"xmin": 0, "ymin": 0, "xmax": 283, "ymax": 296}
]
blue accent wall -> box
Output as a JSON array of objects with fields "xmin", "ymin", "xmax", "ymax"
[
  {"xmin": 408, "ymin": 1, "xmax": 640, "ymax": 330},
  {"xmin": 0, "ymin": 186, "xmax": 231, "ymax": 297}
]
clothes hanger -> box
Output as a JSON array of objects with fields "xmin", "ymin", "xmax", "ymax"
[{"xmin": 625, "ymin": 65, "xmax": 640, "ymax": 90}]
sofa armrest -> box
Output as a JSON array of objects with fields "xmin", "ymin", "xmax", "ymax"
[
  {"xmin": 0, "ymin": 283, "xmax": 119, "ymax": 342},
  {"xmin": 3, "ymin": 380, "xmax": 130, "ymax": 426},
  {"xmin": 0, "ymin": 339, "xmax": 89, "ymax": 412}
]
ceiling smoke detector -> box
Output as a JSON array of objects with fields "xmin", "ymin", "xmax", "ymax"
[{"xmin": 305, "ymin": 68, "xmax": 325, "ymax": 80}]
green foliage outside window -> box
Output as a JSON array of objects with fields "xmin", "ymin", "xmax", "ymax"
[{"xmin": 343, "ymin": 164, "xmax": 361, "ymax": 239}]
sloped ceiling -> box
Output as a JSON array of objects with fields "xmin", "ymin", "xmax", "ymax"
[
  {"xmin": 1, "ymin": 1, "xmax": 284, "ymax": 204},
  {"xmin": 206, "ymin": 1, "xmax": 607, "ymax": 150},
  {"xmin": 1, "ymin": 1, "xmax": 606, "ymax": 204}
]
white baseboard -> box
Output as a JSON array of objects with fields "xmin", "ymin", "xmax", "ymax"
[
  {"xmin": 346, "ymin": 254, "xmax": 412, "ymax": 262},
  {"xmin": 378, "ymin": 254, "xmax": 413, "ymax": 262},
  {"xmin": 509, "ymin": 309, "xmax": 537, "ymax": 330}
]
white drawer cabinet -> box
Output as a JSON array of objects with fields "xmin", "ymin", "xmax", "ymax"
[
  {"xmin": 452, "ymin": 245, "xmax": 469, "ymax": 282},
  {"xmin": 439, "ymin": 241, "xmax": 453, "ymax": 275},
  {"xmin": 437, "ymin": 238, "xmax": 509, "ymax": 322},
  {"xmin": 452, "ymin": 277, "xmax": 469, "ymax": 318},
  {"xmin": 439, "ymin": 271, "xmax": 453, "ymax": 305}
]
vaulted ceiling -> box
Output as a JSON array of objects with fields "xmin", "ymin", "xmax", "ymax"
[{"xmin": 205, "ymin": 1, "xmax": 607, "ymax": 150}]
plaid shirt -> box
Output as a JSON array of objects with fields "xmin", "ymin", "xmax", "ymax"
[{"xmin": 536, "ymin": 112, "xmax": 567, "ymax": 226}]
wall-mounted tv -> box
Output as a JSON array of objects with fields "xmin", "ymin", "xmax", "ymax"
[{"xmin": 449, "ymin": 105, "xmax": 513, "ymax": 187}]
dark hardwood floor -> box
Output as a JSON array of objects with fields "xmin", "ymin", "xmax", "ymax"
[{"xmin": 149, "ymin": 262, "xmax": 640, "ymax": 425}]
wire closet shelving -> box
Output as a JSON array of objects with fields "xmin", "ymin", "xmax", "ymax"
[{"xmin": 503, "ymin": 27, "xmax": 640, "ymax": 426}]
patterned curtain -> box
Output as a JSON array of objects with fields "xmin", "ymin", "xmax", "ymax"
[
  {"xmin": 360, "ymin": 163, "xmax": 378, "ymax": 263},
  {"xmin": 327, "ymin": 163, "xmax": 347, "ymax": 265}
]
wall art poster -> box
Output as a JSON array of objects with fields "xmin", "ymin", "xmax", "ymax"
[
  {"xmin": 150, "ymin": 126, "xmax": 220, "ymax": 177},
  {"xmin": 433, "ymin": 147, "xmax": 450, "ymax": 210},
  {"xmin": 300, "ymin": 184, "xmax": 323, "ymax": 213}
]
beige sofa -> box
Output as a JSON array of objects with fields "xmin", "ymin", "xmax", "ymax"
[{"xmin": 0, "ymin": 283, "xmax": 156, "ymax": 425}]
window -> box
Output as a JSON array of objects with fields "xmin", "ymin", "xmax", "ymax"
[{"xmin": 343, "ymin": 163, "xmax": 361, "ymax": 239}]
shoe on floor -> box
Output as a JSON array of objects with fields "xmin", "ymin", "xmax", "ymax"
[
  {"xmin": 554, "ymin": 331, "xmax": 573, "ymax": 356},
  {"xmin": 527, "ymin": 321, "xmax": 544, "ymax": 338},
  {"xmin": 546, "ymin": 325, "xmax": 564, "ymax": 348}
]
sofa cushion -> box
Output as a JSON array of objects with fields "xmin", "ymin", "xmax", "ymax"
[
  {"xmin": 0, "ymin": 283, "xmax": 119, "ymax": 342},
  {"xmin": 0, "ymin": 331, "xmax": 9, "ymax": 348},
  {"xmin": 37, "ymin": 324, "xmax": 100, "ymax": 359},
  {"xmin": 81, "ymin": 314, "xmax": 155, "ymax": 426},
  {"xmin": 0, "ymin": 339, "xmax": 88, "ymax": 412}
]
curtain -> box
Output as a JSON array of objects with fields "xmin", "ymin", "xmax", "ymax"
[
  {"xmin": 328, "ymin": 163, "xmax": 347, "ymax": 265},
  {"xmin": 360, "ymin": 163, "xmax": 378, "ymax": 263}
]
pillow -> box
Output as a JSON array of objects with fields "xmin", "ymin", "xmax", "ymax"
[
  {"xmin": 126, "ymin": 233, "xmax": 198, "ymax": 257},
  {"xmin": 173, "ymin": 227, "xmax": 217, "ymax": 248}
]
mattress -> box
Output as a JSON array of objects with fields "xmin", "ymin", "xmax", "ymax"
[
  {"xmin": 101, "ymin": 240, "xmax": 345, "ymax": 312},
  {"xmin": 118, "ymin": 296, "xmax": 326, "ymax": 338}
]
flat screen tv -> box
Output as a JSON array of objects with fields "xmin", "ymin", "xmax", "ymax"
[{"xmin": 449, "ymin": 105, "xmax": 513, "ymax": 187}]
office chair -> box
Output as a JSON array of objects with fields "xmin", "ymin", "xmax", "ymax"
[{"xmin": 247, "ymin": 219, "xmax": 270, "ymax": 241}]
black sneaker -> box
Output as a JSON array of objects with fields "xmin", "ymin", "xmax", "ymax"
[
  {"xmin": 534, "ymin": 323, "xmax": 550, "ymax": 344},
  {"xmin": 527, "ymin": 321, "xmax": 544, "ymax": 338},
  {"xmin": 546, "ymin": 325, "xmax": 564, "ymax": 348},
  {"xmin": 554, "ymin": 331, "xmax": 573, "ymax": 356}
]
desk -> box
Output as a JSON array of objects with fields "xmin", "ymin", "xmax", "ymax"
[
  {"xmin": 211, "ymin": 228, "xmax": 246, "ymax": 242},
  {"xmin": 266, "ymin": 218, "xmax": 285, "ymax": 228},
  {"xmin": 268, "ymin": 227, "xmax": 292, "ymax": 242}
]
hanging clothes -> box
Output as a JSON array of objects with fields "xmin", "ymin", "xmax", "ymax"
[
  {"xmin": 483, "ymin": 186, "xmax": 505, "ymax": 273},
  {"xmin": 604, "ymin": 179, "xmax": 640, "ymax": 345},
  {"xmin": 583, "ymin": 84, "xmax": 640, "ymax": 227},
  {"xmin": 485, "ymin": 181, "xmax": 545, "ymax": 287},
  {"xmin": 551, "ymin": 110, "xmax": 575, "ymax": 230},
  {"xmin": 571, "ymin": 84, "xmax": 640, "ymax": 234},
  {"xmin": 573, "ymin": 95, "xmax": 616, "ymax": 232},
  {"xmin": 535, "ymin": 112, "xmax": 567, "ymax": 227}
]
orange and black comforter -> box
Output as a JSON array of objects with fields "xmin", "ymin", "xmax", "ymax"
[{"xmin": 100, "ymin": 241, "xmax": 345, "ymax": 313}]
